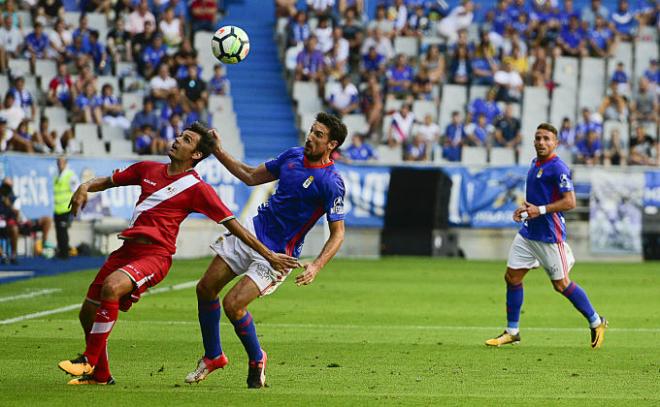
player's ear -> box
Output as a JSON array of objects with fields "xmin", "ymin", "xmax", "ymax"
[
  {"xmin": 328, "ymin": 139, "xmax": 338, "ymax": 151},
  {"xmin": 192, "ymin": 150, "xmax": 203, "ymax": 160}
]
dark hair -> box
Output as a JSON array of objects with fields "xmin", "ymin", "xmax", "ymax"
[
  {"xmin": 315, "ymin": 112, "xmax": 347, "ymax": 151},
  {"xmin": 187, "ymin": 121, "xmax": 217, "ymax": 166},
  {"xmin": 536, "ymin": 122, "xmax": 558, "ymax": 137}
]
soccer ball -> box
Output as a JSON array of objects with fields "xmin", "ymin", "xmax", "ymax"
[{"xmin": 211, "ymin": 25, "xmax": 250, "ymax": 64}]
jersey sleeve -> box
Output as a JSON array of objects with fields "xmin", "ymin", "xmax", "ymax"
[
  {"xmin": 193, "ymin": 183, "xmax": 235, "ymax": 224},
  {"xmin": 555, "ymin": 162, "xmax": 574, "ymax": 193},
  {"xmin": 323, "ymin": 173, "xmax": 346, "ymax": 223},
  {"xmin": 264, "ymin": 147, "xmax": 300, "ymax": 179},
  {"xmin": 111, "ymin": 161, "xmax": 150, "ymax": 186}
]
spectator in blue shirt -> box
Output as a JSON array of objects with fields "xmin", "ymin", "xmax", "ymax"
[
  {"xmin": 468, "ymin": 89, "xmax": 501, "ymax": 125},
  {"xmin": 559, "ymin": 0, "xmax": 580, "ymax": 28},
  {"xmin": 24, "ymin": 22, "xmax": 50, "ymax": 69},
  {"xmin": 130, "ymin": 98, "xmax": 160, "ymax": 139},
  {"xmin": 74, "ymin": 82, "xmax": 102, "ymax": 124},
  {"xmin": 507, "ymin": 0, "xmax": 528, "ymax": 23},
  {"xmin": 160, "ymin": 112, "xmax": 184, "ymax": 146},
  {"xmin": 449, "ymin": 45, "xmax": 471, "ymax": 85},
  {"xmin": 575, "ymin": 129, "xmax": 602, "ymax": 165},
  {"xmin": 8, "ymin": 76, "xmax": 35, "ymax": 122},
  {"xmin": 443, "ymin": 111, "xmax": 464, "ymax": 162},
  {"xmin": 89, "ymin": 30, "xmax": 110, "ymax": 75},
  {"xmin": 470, "ymin": 40, "xmax": 498, "ymax": 85},
  {"xmin": 490, "ymin": 0, "xmax": 511, "ymax": 35},
  {"xmin": 576, "ymin": 107, "xmax": 603, "ymax": 139},
  {"xmin": 611, "ymin": 0, "xmax": 639, "ymax": 40},
  {"xmin": 343, "ymin": 133, "xmax": 377, "ymax": 162},
  {"xmin": 465, "ymin": 113, "xmax": 490, "ymax": 147},
  {"xmin": 65, "ymin": 35, "xmax": 92, "ymax": 71},
  {"xmin": 209, "ymin": 64, "xmax": 229, "ymax": 95},
  {"xmin": 558, "ymin": 15, "xmax": 587, "ymax": 57},
  {"xmin": 610, "ymin": 61, "xmax": 630, "ymax": 94},
  {"xmin": 287, "ymin": 10, "xmax": 310, "ymax": 47},
  {"xmin": 72, "ymin": 13, "xmax": 92, "ymax": 52},
  {"xmin": 642, "ymin": 59, "xmax": 658, "ymax": 86},
  {"xmin": 386, "ymin": 53, "xmax": 414, "ymax": 99},
  {"xmin": 558, "ymin": 117, "xmax": 578, "ymax": 153},
  {"xmin": 588, "ymin": 15, "xmax": 614, "ymax": 57},
  {"xmin": 135, "ymin": 124, "xmax": 156, "ymax": 155},
  {"xmin": 160, "ymin": 93, "xmax": 185, "ymax": 129},
  {"xmin": 142, "ymin": 35, "xmax": 167, "ymax": 79},
  {"xmin": 295, "ymin": 35, "xmax": 325, "ymax": 85},
  {"xmin": 360, "ymin": 46, "xmax": 386, "ymax": 80}
]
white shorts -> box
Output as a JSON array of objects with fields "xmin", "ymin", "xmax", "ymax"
[
  {"xmin": 507, "ymin": 233, "xmax": 575, "ymax": 280},
  {"xmin": 210, "ymin": 219, "xmax": 291, "ymax": 296}
]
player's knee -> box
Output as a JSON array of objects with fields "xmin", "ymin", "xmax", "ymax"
[
  {"xmin": 196, "ymin": 280, "xmax": 215, "ymax": 300},
  {"xmin": 552, "ymin": 279, "xmax": 569, "ymax": 292},
  {"xmin": 222, "ymin": 295, "xmax": 242, "ymax": 320},
  {"xmin": 100, "ymin": 278, "xmax": 125, "ymax": 300}
]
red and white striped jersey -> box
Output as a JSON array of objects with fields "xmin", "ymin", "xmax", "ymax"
[{"xmin": 111, "ymin": 161, "xmax": 234, "ymax": 255}]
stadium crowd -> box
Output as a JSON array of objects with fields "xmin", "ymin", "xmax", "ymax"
[
  {"xmin": 0, "ymin": 0, "xmax": 230, "ymax": 155},
  {"xmin": 279, "ymin": 0, "xmax": 658, "ymax": 165}
]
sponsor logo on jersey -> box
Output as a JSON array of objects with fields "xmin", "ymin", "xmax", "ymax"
[
  {"xmin": 303, "ymin": 176, "xmax": 314, "ymax": 188},
  {"xmin": 330, "ymin": 196, "xmax": 344, "ymax": 215},
  {"xmin": 559, "ymin": 173, "xmax": 572, "ymax": 189},
  {"xmin": 143, "ymin": 178, "xmax": 157, "ymax": 186}
]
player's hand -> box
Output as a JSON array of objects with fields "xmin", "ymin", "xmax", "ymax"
[
  {"xmin": 267, "ymin": 252, "xmax": 301, "ymax": 275},
  {"xmin": 69, "ymin": 185, "xmax": 89, "ymax": 216},
  {"xmin": 295, "ymin": 263, "xmax": 320, "ymax": 286},
  {"xmin": 524, "ymin": 201, "xmax": 541, "ymax": 219},
  {"xmin": 208, "ymin": 128, "xmax": 223, "ymax": 154},
  {"xmin": 512, "ymin": 206, "xmax": 526, "ymax": 222}
]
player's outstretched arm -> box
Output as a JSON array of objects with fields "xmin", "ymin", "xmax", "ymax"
[
  {"xmin": 524, "ymin": 191, "xmax": 576, "ymax": 220},
  {"xmin": 209, "ymin": 129, "xmax": 276, "ymax": 186},
  {"xmin": 223, "ymin": 218, "xmax": 300, "ymax": 273},
  {"xmin": 296, "ymin": 220, "xmax": 345, "ymax": 286},
  {"xmin": 69, "ymin": 176, "xmax": 114, "ymax": 216}
]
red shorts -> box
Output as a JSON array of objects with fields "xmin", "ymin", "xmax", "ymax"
[{"xmin": 86, "ymin": 242, "xmax": 172, "ymax": 311}]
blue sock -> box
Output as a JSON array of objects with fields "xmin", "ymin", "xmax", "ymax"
[
  {"xmin": 562, "ymin": 282, "xmax": 599, "ymax": 326},
  {"xmin": 506, "ymin": 283, "xmax": 523, "ymax": 332},
  {"xmin": 198, "ymin": 299, "xmax": 223, "ymax": 359},
  {"xmin": 231, "ymin": 312, "xmax": 263, "ymax": 362}
]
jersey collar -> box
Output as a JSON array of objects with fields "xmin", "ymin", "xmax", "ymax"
[
  {"xmin": 535, "ymin": 154, "xmax": 556, "ymax": 167},
  {"xmin": 303, "ymin": 156, "xmax": 334, "ymax": 168}
]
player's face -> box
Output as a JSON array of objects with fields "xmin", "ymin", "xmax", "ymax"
[
  {"xmin": 169, "ymin": 130, "xmax": 202, "ymax": 162},
  {"xmin": 534, "ymin": 129, "xmax": 557, "ymax": 159},
  {"xmin": 304, "ymin": 122, "xmax": 337, "ymax": 161}
]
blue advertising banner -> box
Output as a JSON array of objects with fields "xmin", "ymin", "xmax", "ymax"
[
  {"xmin": 0, "ymin": 154, "xmax": 531, "ymax": 229},
  {"xmin": 644, "ymin": 171, "xmax": 660, "ymax": 207}
]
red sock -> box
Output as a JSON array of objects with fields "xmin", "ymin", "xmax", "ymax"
[
  {"xmin": 84, "ymin": 329, "xmax": 111, "ymax": 381},
  {"xmin": 84, "ymin": 300, "xmax": 119, "ymax": 367}
]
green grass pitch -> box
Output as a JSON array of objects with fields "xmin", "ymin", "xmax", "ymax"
[{"xmin": 1, "ymin": 257, "xmax": 659, "ymax": 406}]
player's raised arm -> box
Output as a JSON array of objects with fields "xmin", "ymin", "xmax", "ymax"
[
  {"xmin": 69, "ymin": 176, "xmax": 114, "ymax": 216},
  {"xmin": 209, "ymin": 129, "xmax": 276, "ymax": 186},
  {"xmin": 296, "ymin": 219, "xmax": 345, "ymax": 286}
]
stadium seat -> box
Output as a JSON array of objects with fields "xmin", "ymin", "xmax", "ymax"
[
  {"xmin": 489, "ymin": 147, "xmax": 516, "ymax": 165},
  {"xmin": 101, "ymin": 125, "xmax": 125, "ymax": 141},
  {"xmin": 608, "ymin": 42, "xmax": 633, "ymax": 79},
  {"xmin": 209, "ymin": 95, "xmax": 234, "ymax": 113},
  {"xmin": 298, "ymin": 112, "xmax": 316, "ymax": 134},
  {"xmin": 439, "ymin": 84, "xmax": 468, "ymax": 130},
  {"xmin": 86, "ymin": 13, "xmax": 108, "ymax": 34},
  {"xmin": 518, "ymin": 146, "xmax": 536, "ymax": 165},
  {"xmin": 296, "ymin": 96, "xmax": 322, "ymax": 115},
  {"xmin": 549, "ymin": 87, "xmax": 576, "ymax": 128},
  {"xmin": 115, "ymin": 61, "xmax": 135, "ymax": 78},
  {"xmin": 24, "ymin": 76, "xmax": 39, "ymax": 100},
  {"xmin": 108, "ymin": 139, "xmax": 133, "ymax": 156},
  {"xmin": 553, "ymin": 57, "xmax": 578, "ymax": 93},
  {"xmin": 15, "ymin": 11, "xmax": 32, "ymax": 30},
  {"xmin": 412, "ymin": 100, "xmax": 437, "ymax": 121},
  {"xmin": 634, "ymin": 41, "xmax": 658, "ymax": 80},
  {"xmin": 420, "ymin": 36, "xmax": 445, "ymax": 53},
  {"xmin": 0, "ymin": 76, "xmax": 7, "ymax": 94},
  {"xmin": 384, "ymin": 98, "xmax": 404, "ymax": 114},
  {"xmin": 35, "ymin": 60, "xmax": 57, "ymax": 86},
  {"xmin": 461, "ymin": 146, "xmax": 487, "ymax": 165},
  {"xmin": 121, "ymin": 92, "xmax": 143, "ymax": 112},
  {"xmin": 43, "ymin": 106, "xmax": 68, "ymax": 127},
  {"xmin": 63, "ymin": 12, "xmax": 81, "ymax": 28},
  {"xmin": 75, "ymin": 124, "xmax": 105, "ymax": 156},
  {"xmin": 468, "ymin": 85, "xmax": 489, "ymax": 101},
  {"xmin": 376, "ymin": 145, "xmax": 403, "ymax": 164},
  {"xmin": 394, "ymin": 36, "xmax": 419, "ymax": 58},
  {"xmin": 521, "ymin": 86, "xmax": 549, "ymax": 139},
  {"xmin": 8, "ymin": 59, "xmax": 30, "ymax": 76},
  {"xmin": 555, "ymin": 145, "xmax": 574, "ymax": 165},
  {"xmin": 292, "ymin": 81, "xmax": 317, "ymax": 102},
  {"xmin": 324, "ymin": 79, "xmax": 339, "ymax": 101},
  {"xmin": 578, "ymin": 58, "xmax": 606, "ymax": 111}
]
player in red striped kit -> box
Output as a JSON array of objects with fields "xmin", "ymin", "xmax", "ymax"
[{"xmin": 57, "ymin": 122, "xmax": 299, "ymax": 385}]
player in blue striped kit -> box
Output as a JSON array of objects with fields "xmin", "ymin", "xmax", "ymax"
[
  {"xmin": 486, "ymin": 123, "xmax": 608, "ymax": 348},
  {"xmin": 186, "ymin": 112, "xmax": 347, "ymax": 388}
]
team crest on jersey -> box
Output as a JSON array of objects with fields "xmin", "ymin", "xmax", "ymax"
[
  {"xmin": 166, "ymin": 186, "xmax": 176, "ymax": 194},
  {"xmin": 330, "ymin": 196, "xmax": 344, "ymax": 215},
  {"xmin": 303, "ymin": 176, "xmax": 314, "ymax": 188},
  {"xmin": 536, "ymin": 169, "xmax": 543, "ymax": 178}
]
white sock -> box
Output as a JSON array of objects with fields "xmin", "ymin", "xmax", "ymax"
[
  {"xmin": 588, "ymin": 313, "xmax": 602, "ymax": 329},
  {"xmin": 506, "ymin": 327, "xmax": 519, "ymax": 335}
]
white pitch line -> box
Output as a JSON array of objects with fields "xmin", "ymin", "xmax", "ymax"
[
  {"xmin": 0, "ymin": 288, "xmax": 62, "ymax": 303},
  {"xmin": 0, "ymin": 280, "xmax": 198, "ymax": 325}
]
